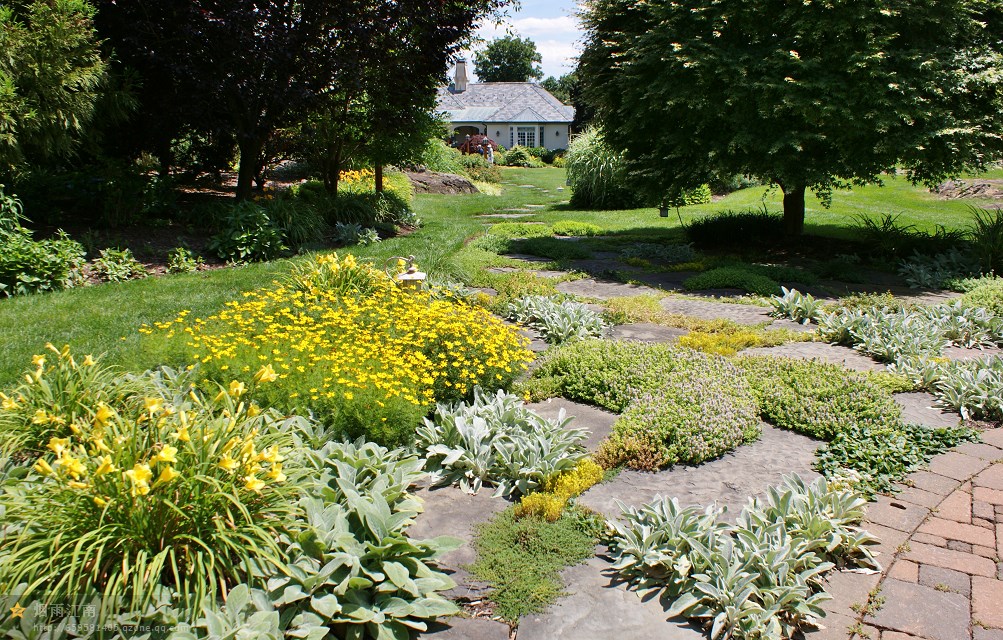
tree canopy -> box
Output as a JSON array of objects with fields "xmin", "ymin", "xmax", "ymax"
[
  {"xmin": 0, "ymin": 0, "xmax": 107, "ymax": 179},
  {"xmin": 580, "ymin": 0, "xmax": 1003, "ymax": 235},
  {"xmin": 474, "ymin": 35, "xmax": 543, "ymax": 82}
]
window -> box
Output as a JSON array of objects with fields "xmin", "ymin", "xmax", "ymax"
[{"xmin": 516, "ymin": 126, "xmax": 536, "ymax": 147}]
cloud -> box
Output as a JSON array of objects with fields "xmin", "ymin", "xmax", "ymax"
[{"xmin": 470, "ymin": 15, "xmax": 584, "ymax": 79}]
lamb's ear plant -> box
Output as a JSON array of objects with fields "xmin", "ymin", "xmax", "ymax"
[
  {"xmin": 769, "ymin": 287, "xmax": 824, "ymax": 324},
  {"xmin": 417, "ymin": 388, "xmax": 588, "ymax": 497},
  {"xmin": 504, "ymin": 295, "xmax": 608, "ymax": 344}
]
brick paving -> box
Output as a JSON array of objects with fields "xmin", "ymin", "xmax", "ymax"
[{"xmin": 811, "ymin": 436, "xmax": 1003, "ymax": 640}]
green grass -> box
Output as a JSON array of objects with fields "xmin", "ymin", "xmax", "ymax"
[{"xmin": 0, "ymin": 166, "xmax": 986, "ymax": 387}]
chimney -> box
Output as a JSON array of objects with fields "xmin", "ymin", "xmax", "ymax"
[{"xmin": 454, "ymin": 59, "xmax": 469, "ymax": 93}]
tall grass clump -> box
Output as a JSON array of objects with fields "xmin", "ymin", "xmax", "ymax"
[
  {"xmin": 968, "ymin": 205, "xmax": 1003, "ymax": 274},
  {"xmin": 565, "ymin": 127, "xmax": 643, "ymax": 210}
]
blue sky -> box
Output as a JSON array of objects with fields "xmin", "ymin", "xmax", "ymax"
[{"xmin": 463, "ymin": 0, "xmax": 583, "ymax": 81}]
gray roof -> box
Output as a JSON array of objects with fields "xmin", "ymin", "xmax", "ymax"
[{"xmin": 436, "ymin": 82, "xmax": 574, "ymax": 124}]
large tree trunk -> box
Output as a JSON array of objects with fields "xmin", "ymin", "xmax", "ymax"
[
  {"xmin": 375, "ymin": 164, "xmax": 384, "ymax": 193},
  {"xmin": 235, "ymin": 137, "xmax": 263, "ymax": 201},
  {"xmin": 782, "ymin": 185, "xmax": 806, "ymax": 237}
]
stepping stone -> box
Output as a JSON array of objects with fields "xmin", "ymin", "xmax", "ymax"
[
  {"xmin": 767, "ymin": 318, "xmax": 818, "ymax": 333},
  {"xmin": 421, "ymin": 616, "xmax": 509, "ymax": 640},
  {"xmin": 471, "ymin": 287, "xmax": 497, "ymax": 297},
  {"xmin": 625, "ymin": 271, "xmax": 698, "ymax": 292},
  {"xmin": 517, "ymin": 327, "xmax": 549, "ymax": 353},
  {"xmin": 611, "ymin": 323, "xmax": 687, "ymax": 344},
  {"xmin": 476, "ymin": 212, "xmax": 535, "ymax": 218},
  {"xmin": 524, "ymin": 204, "xmax": 547, "ymax": 209},
  {"xmin": 485, "ymin": 267, "xmax": 569, "ymax": 279},
  {"xmin": 410, "ymin": 486, "xmax": 511, "ymax": 599},
  {"xmin": 658, "ymin": 298, "xmax": 773, "ymax": 325},
  {"xmin": 567, "ymin": 258, "xmax": 645, "ymax": 275},
  {"xmin": 580, "ymin": 424, "xmax": 821, "ymax": 521},
  {"xmin": 502, "ymin": 253, "xmax": 552, "ymax": 263},
  {"xmin": 864, "ymin": 578, "xmax": 970, "ymax": 640},
  {"xmin": 556, "ymin": 278, "xmax": 661, "ymax": 300},
  {"xmin": 526, "ymin": 398, "xmax": 618, "ymax": 452},
  {"xmin": 741, "ymin": 342, "xmax": 885, "ymax": 372},
  {"xmin": 894, "ymin": 392, "xmax": 961, "ymax": 429},
  {"xmin": 517, "ymin": 554, "xmax": 706, "ymax": 640},
  {"xmin": 943, "ymin": 345, "xmax": 1003, "ymax": 361}
]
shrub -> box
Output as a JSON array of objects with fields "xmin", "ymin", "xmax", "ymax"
[
  {"xmin": 0, "ymin": 369, "xmax": 300, "ymax": 617},
  {"xmin": 737, "ymin": 356, "xmax": 903, "ymax": 440},
  {"xmin": 207, "ymin": 201, "xmax": 287, "ymax": 262},
  {"xmin": 259, "ymin": 196, "xmax": 328, "ymax": 248},
  {"xmin": 609, "ymin": 475, "xmax": 878, "ymax": 640},
  {"xmin": 91, "ymin": 247, "xmax": 148, "ymax": 282},
  {"xmin": 0, "ymin": 229, "xmax": 86, "ymax": 297},
  {"xmin": 665, "ymin": 183, "xmax": 712, "ymax": 207},
  {"xmin": 532, "ymin": 340, "xmax": 761, "ymax": 470},
  {"xmin": 488, "ymin": 221, "xmax": 553, "ymax": 238},
  {"xmin": 552, "ymin": 220, "xmax": 605, "ymax": 236},
  {"xmin": 459, "ymin": 152, "xmax": 502, "ymax": 182},
  {"xmin": 417, "ymin": 388, "xmax": 589, "ymax": 497},
  {"xmin": 166, "ymin": 246, "xmax": 202, "ymax": 274},
  {"xmin": 504, "ymin": 295, "xmax": 609, "ymax": 344},
  {"xmin": 683, "ymin": 266, "xmax": 781, "ymax": 295},
  {"xmin": 419, "ymin": 138, "xmax": 466, "ymax": 174},
  {"xmin": 502, "ymin": 145, "xmax": 540, "ymax": 168},
  {"xmin": 565, "ymin": 127, "xmax": 643, "ymax": 209},
  {"xmin": 686, "ymin": 208, "xmax": 785, "ymax": 247},
  {"xmin": 146, "ymin": 255, "xmax": 532, "ymax": 446},
  {"xmin": 962, "ymin": 275, "xmax": 1003, "ymax": 316}
]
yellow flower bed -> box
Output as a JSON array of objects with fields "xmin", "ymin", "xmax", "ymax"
[{"xmin": 144, "ymin": 254, "xmax": 533, "ymax": 444}]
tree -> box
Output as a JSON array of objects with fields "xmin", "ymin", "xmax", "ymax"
[
  {"xmin": 579, "ymin": 0, "xmax": 1003, "ymax": 236},
  {"xmin": 0, "ymin": 0, "xmax": 107, "ymax": 178},
  {"xmin": 474, "ymin": 35, "xmax": 543, "ymax": 82},
  {"xmin": 540, "ymin": 73, "xmax": 575, "ymax": 104}
]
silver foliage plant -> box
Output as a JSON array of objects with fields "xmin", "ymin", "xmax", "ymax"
[
  {"xmin": 416, "ymin": 387, "xmax": 589, "ymax": 497},
  {"xmin": 608, "ymin": 474, "xmax": 879, "ymax": 640},
  {"xmin": 769, "ymin": 287, "xmax": 825, "ymax": 324},
  {"xmin": 504, "ymin": 295, "xmax": 608, "ymax": 344}
]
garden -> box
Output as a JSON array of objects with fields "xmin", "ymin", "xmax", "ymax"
[{"xmin": 5, "ymin": 0, "xmax": 1003, "ymax": 638}]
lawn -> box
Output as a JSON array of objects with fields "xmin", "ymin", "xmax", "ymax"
[{"xmin": 0, "ymin": 167, "xmax": 986, "ymax": 387}]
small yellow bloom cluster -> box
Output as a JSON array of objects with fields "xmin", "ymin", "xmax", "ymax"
[
  {"xmin": 339, "ymin": 168, "xmax": 375, "ymax": 186},
  {"xmin": 147, "ymin": 254, "xmax": 533, "ymax": 417},
  {"xmin": 515, "ymin": 459, "xmax": 605, "ymax": 522}
]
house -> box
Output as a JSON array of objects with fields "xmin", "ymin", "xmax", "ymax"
[{"xmin": 436, "ymin": 60, "xmax": 574, "ymax": 151}]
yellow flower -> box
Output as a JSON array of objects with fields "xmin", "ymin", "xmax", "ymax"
[
  {"xmin": 93, "ymin": 496, "xmax": 108, "ymax": 508},
  {"xmin": 68, "ymin": 481, "xmax": 89, "ymax": 490},
  {"xmin": 92, "ymin": 438, "xmax": 112, "ymax": 454},
  {"xmin": 144, "ymin": 397, "xmax": 163, "ymax": 415},
  {"xmin": 125, "ymin": 463, "xmax": 153, "ymax": 489},
  {"xmin": 151, "ymin": 445, "xmax": 178, "ymax": 465},
  {"xmin": 218, "ymin": 454, "xmax": 239, "ymax": 473},
  {"xmin": 32, "ymin": 410, "xmax": 49, "ymax": 425},
  {"xmin": 229, "ymin": 380, "xmax": 246, "ymax": 398},
  {"xmin": 174, "ymin": 425, "xmax": 191, "ymax": 442},
  {"xmin": 266, "ymin": 463, "xmax": 286, "ymax": 483},
  {"xmin": 243, "ymin": 475, "xmax": 265, "ymax": 493},
  {"xmin": 82, "ymin": 355, "xmax": 96, "ymax": 367},
  {"xmin": 47, "ymin": 437, "xmax": 70, "ymax": 456},
  {"xmin": 94, "ymin": 403, "xmax": 114, "ymax": 427},
  {"xmin": 0, "ymin": 392, "xmax": 16, "ymax": 411},
  {"xmin": 155, "ymin": 465, "xmax": 180, "ymax": 485},
  {"xmin": 58, "ymin": 455, "xmax": 86, "ymax": 480},
  {"xmin": 33, "ymin": 459, "xmax": 54, "ymax": 476},
  {"xmin": 253, "ymin": 364, "xmax": 278, "ymax": 383},
  {"xmin": 94, "ymin": 455, "xmax": 116, "ymax": 476},
  {"xmin": 31, "ymin": 354, "xmax": 45, "ymax": 368},
  {"xmin": 246, "ymin": 404, "xmax": 261, "ymax": 418}
]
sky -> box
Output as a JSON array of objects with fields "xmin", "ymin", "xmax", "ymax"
[{"xmin": 461, "ymin": 0, "xmax": 584, "ymax": 81}]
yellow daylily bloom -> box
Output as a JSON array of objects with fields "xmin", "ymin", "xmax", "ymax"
[
  {"xmin": 152, "ymin": 445, "xmax": 178, "ymax": 465},
  {"xmin": 266, "ymin": 463, "xmax": 286, "ymax": 483},
  {"xmin": 67, "ymin": 481, "xmax": 89, "ymax": 490},
  {"xmin": 246, "ymin": 403, "xmax": 261, "ymax": 418},
  {"xmin": 94, "ymin": 403, "xmax": 114, "ymax": 426},
  {"xmin": 218, "ymin": 454, "xmax": 239, "ymax": 473},
  {"xmin": 58, "ymin": 455, "xmax": 86, "ymax": 480},
  {"xmin": 261, "ymin": 445, "xmax": 284, "ymax": 464},
  {"xmin": 92, "ymin": 438, "xmax": 112, "ymax": 454},
  {"xmin": 31, "ymin": 355, "xmax": 45, "ymax": 368},
  {"xmin": 144, "ymin": 397, "xmax": 163, "ymax": 415},
  {"xmin": 125, "ymin": 463, "xmax": 153, "ymax": 495},
  {"xmin": 174, "ymin": 425, "xmax": 191, "ymax": 442},
  {"xmin": 155, "ymin": 465, "xmax": 180, "ymax": 485},
  {"xmin": 82, "ymin": 355, "xmax": 96, "ymax": 367},
  {"xmin": 47, "ymin": 437, "xmax": 70, "ymax": 456},
  {"xmin": 228, "ymin": 380, "xmax": 246, "ymax": 398},
  {"xmin": 94, "ymin": 456, "xmax": 116, "ymax": 476},
  {"xmin": 32, "ymin": 410, "xmax": 49, "ymax": 425},
  {"xmin": 93, "ymin": 496, "xmax": 108, "ymax": 508},
  {"xmin": 0, "ymin": 392, "xmax": 16, "ymax": 411},
  {"xmin": 33, "ymin": 459, "xmax": 54, "ymax": 476},
  {"xmin": 243, "ymin": 475, "xmax": 265, "ymax": 493},
  {"xmin": 253, "ymin": 364, "xmax": 278, "ymax": 384}
]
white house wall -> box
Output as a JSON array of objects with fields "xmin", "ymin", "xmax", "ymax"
[{"xmin": 451, "ymin": 122, "xmax": 571, "ymax": 151}]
